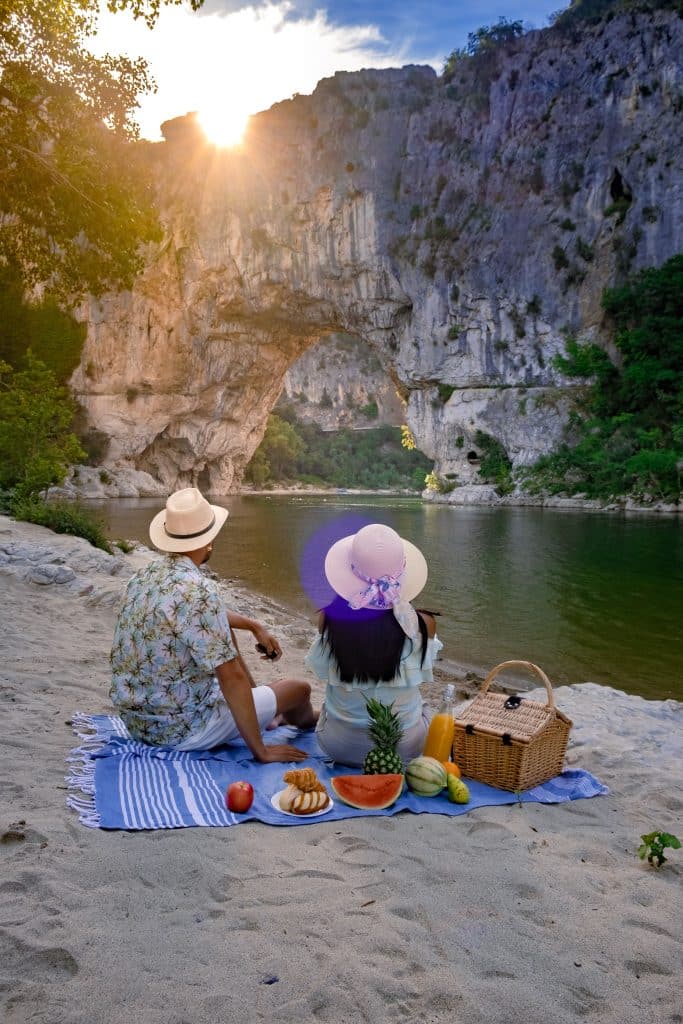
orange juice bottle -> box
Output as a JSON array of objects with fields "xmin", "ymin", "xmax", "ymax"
[{"xmin": 423, "ymin": 684, "xmax": 455, "ymax": 761}]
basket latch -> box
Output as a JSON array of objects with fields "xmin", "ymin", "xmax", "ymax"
[{"xmin": 504, "ymin": 695, "xmax": 523, "ymax": 710}]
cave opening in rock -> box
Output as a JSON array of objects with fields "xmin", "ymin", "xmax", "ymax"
[
  {"xmin": 609, "ymin": 167, "xmax": 632, "ymax": 203},
  {"xmin": 466, "ymin": 450, "xmax": 480, "ymax": 465},
  {"xmin": 197, "ymin": 465, "xmax": 211, "ymax": 492}
]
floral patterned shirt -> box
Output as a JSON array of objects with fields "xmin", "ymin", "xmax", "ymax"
[{"xmin": 110, "ymin": 556, "xmax": 237, "ymax": 746}]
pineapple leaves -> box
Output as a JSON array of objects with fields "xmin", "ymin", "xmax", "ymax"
[{"xmin": 363, "ymin": 698, "xmax": 405, "ymax": 775}]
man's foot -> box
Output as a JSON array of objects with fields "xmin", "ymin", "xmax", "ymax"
[{"xmin": 287, "ymin": 708, "xmax": 319, "ymax": 731}]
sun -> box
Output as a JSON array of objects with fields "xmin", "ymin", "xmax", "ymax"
[{"xmin": 197, "ymin": 106, "xmax": 250, "ymax": 148}]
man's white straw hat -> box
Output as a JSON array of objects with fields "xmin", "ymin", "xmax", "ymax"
[
  {"xmin": 149, "ymin": 487, "xmax": 228, "ymax": 553},
  {"xmin": 324, "ymin": 523, "xmax": 427, "ymax": 606}
]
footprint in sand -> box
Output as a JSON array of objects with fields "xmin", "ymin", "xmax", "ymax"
[
  {"xmin": 0, "ymin": 929, "xmax": 78, "ymax": 984},
  {"xmin": 465, "ymin": 819, "xmax": 515, "ymax": 844},
  {"xmin": 0, "ymin": 822, "xmax": 48, "ymax": 850},
  {"xmin": 284, "ymin": 869, "xmax": 344, "ymax": 881},
  {"xmin": 625, "ymin": 958, "xmax": 674, "ymax": 977},
  {"xmin": 622, "ymin": 916, "xmax": 678, "ymax": 940},
  {"xmin": 332, "ymin": 834, "xmax": 376, "ymax": 851}
]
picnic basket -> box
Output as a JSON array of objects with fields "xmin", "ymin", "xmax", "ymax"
[{"xmin": 452, "ymin": 660, "xmax": 572, "ymax": 791}]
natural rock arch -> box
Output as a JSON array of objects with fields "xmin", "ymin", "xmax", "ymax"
[{"xmin": 72, "ymin": 13, "xmax": 683, "ymax": 492}]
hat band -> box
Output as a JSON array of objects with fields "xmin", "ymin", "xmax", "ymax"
[
  {"xmin": 163, "ymin": 512, "xmax": 215, "ymax": 540},
  {"xmin": 347, "ymin": 557, "xmax": 405, "ymax": 610}
]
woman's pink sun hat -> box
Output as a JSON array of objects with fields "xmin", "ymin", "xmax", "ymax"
[{"xmin": 324, "ymin": 523, "xmax": 428, "ymax": 608}]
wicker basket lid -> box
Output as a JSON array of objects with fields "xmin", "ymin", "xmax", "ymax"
[
  {"xmin": 455, "ymin": 691, "xmax": 556, "ymax": 743},
  {"xmin": 454, "ymin": 661, "xmax": 571, "ymax": 744}
]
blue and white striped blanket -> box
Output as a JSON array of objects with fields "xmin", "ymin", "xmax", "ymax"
[{"xmin": 66, "ymin": 713, "xmax": 609, "ymax": 830}]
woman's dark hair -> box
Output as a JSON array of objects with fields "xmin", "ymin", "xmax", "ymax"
[{"xmin": 320, "ymin": 595, "xmax": 427, "ymax": 684}]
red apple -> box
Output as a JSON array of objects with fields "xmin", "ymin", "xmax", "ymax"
[{"xmin": 226, "ymin": 781, "xmax": 254, "ymax": 813}]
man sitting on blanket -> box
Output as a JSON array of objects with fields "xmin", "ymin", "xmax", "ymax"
[{"xmin": 110, "ymin": 487, "xmax": 315, "ymax": 762}]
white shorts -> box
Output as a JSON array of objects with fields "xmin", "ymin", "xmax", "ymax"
[{"xmin": 174, "ymin": 685, "xmax": 278, "ymax": 751}]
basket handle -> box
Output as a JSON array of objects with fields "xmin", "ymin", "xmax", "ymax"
[{"xmin": 480, "ymin": 660, "xmax": 555, "ymax": 708}]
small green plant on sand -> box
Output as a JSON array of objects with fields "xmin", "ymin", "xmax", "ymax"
[{"xmin": 638, "ymin": 830, "xmax": 681, "ymax": 868}]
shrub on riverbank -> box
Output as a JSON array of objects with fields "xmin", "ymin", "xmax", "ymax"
[
  {"xmin": 522, "ymin": 255, "xmax": 683, "ymax": 502},
  {"xmin": 0, "ymin": 353, "xmax": 112, "ymax": 549},
  {"xmin": 0, "ymin": 353, "xmax": 85, "ymax": 499},
  {"xmin": 475, "ymin": 430, "xmax": 514, "ymax": 495},
  {"xmin": 10, "ymin": 496, "xmax": 112, "ymax": 553}
]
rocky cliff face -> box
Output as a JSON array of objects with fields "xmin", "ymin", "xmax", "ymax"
[
  {"xmin": 72, "ymin": 10, "xmax": 683, "ymax": 492},
  {"xmin": 278, "ymin": 333, "xmax": 404, "ymax": 430}
]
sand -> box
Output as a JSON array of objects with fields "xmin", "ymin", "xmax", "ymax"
[{"xmin": 1, "ymin": 513, "xmax": 681, "ymax": 1024}]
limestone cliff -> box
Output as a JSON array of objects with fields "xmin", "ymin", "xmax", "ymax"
[
  {"xmin": 72, "ymin": 10, "xmax": 683, "ymax": 492},
  {"xmin": 278, "ymin": 333, "xmax": 404, "ymax": 430}
]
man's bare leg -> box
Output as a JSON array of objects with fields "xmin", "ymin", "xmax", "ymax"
[{"xmin": 268, "ymin": 680, "xmax": 319, "ymax": 730}]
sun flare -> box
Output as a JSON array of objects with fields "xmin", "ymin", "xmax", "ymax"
[{"xmin": 197, "ymin": 106, "xmax": 249, "ymax": 149}]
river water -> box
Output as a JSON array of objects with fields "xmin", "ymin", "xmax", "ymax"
[{"xmin": 97, "ymin": 495, "xmax": 682, "ymax": 702}]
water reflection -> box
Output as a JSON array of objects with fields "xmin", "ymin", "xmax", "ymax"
[{"xmin": 98, "ymin": 495, "xmax": 682, "ymax": 701}]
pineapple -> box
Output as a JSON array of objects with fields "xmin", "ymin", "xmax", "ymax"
[{"xmin": 363, "ymin": 698, "xmax": 404, "ymax": 775}]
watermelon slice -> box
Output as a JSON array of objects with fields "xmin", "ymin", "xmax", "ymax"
[{"xmin": 330, "ymin": 774, "xmax": 404, "ymax": 810}]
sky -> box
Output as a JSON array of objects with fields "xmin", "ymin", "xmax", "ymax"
[{"xmin": 93, "ymin": 0, "xmax": 568, "ymax": 145}]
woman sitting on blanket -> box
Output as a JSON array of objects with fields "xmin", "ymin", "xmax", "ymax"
[{"xmin": 306, "ymin": 523, "xmax": 442, "ymax": 768}]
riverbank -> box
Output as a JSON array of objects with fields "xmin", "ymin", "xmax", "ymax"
[
  {"xmin": 1, "ymin": 513, "xmax": 681, "ymax": 1024},
  {"xmin": 50, "ymin": 465, "xmax": 681, "ymax": 515},
  {"xmin": 424, "ymin": 484, "xmax": 682, "ymax": 516}
]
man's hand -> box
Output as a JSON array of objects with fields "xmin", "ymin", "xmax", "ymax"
[
  {"xmin": 256, "ymin": 743, "xmax": 307, "ymax": 763},
  {"xmin": 252, "ymin": 625, "xmax": 282, "ymax": 661},
  {"xmin": 227, "ymin": 611, "xmax": 282, "ymax": 661},
  {"xmin": 215, "ymin": 659, "xmax": 304, "ymax": 762}
]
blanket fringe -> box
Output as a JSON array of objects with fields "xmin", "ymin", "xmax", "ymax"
[{"xmin": 65, "ymin": 713, "xmax": 107, "ymax": 828}]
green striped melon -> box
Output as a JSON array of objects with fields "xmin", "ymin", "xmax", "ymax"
[{"xmin": 405, "ymin": 756, "xmax": 447, "ymax": 796}]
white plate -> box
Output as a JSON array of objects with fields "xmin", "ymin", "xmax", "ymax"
[{"xmin": 271, "ymin": 790, "xmax": 334, "ymax": 818}]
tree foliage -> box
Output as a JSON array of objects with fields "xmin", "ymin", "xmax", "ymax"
[
  {"xmin": 475, "ymin": 430, "xmax": 514, "ymax": 495},
  {"xmin": 245, "ymin": 414, "xmax": 305, "ymax": 486},
  {"xmin": 0, "ymin": 352, "xmax": 85, "ymax": 498},
  {"xmin": 0, "ymin": 0, "xmax": 203, "ymax": 301},
  {"xmin": 522, "ymin": 255, "xmax": 683, "ymax": 501},
  {"xmin": 0, "ymin": 263, "xmax": 85, "ymax": 381},
  {"xmin": 443, "ymin": 18, "xmax": 524, "ymax": 81},
  {"xmin": 245, "ymin": 415, "xmax": 432, "ymax": 491}
]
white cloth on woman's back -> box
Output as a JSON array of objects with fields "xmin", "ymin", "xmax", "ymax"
[{"xmin": 305, "ymin": 634, "xmax": 443, "ymax": 731}]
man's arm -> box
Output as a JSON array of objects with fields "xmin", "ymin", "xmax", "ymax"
[
  {"xmin": 214, "ymin": 660, "xmax": 306, "ymax": 763},
  {"xmin": 227, "ymin": 612, "xmax": 282, "ymax": 660},
  {"xmin": 228, "ymin": 627, "xmax": 258, "ymax": 689}
]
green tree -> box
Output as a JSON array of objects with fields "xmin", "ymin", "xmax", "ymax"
[
  {"xmin": 0, "ymin": 264, "xmax": 85, "ymax": 381},
  {"xmin": 0, "ymin": 0, "xmax": 203, "ymax": 302},
  {"xmin": 0, "ymin": 352, "xmax": 85, "ymax": 498},
  {"xmin": 602, "ymin": 256, "xmax": 683, "ymax": 425},
  {"xmin": 246, "ymin": 415, "xmax": 432, "ymax": 491},
  {"xmin": 244, "ymin": 414, "xmax": 305, "ymax": 484},
  {"xmin": 475, "ymin": 430, "xmax": 514, "ymax": 495},
  {"xmin": 523, "ymin": 255, "xmax": 683, "ymax": 501},
  {"xmin": 444, "ymin": 18, "xmax": 524, "ymax": 80}
]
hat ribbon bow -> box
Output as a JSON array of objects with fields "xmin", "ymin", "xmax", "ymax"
[{"xmin": 348, "ymin": 560, "xmax": 405, "ymax": 610}]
